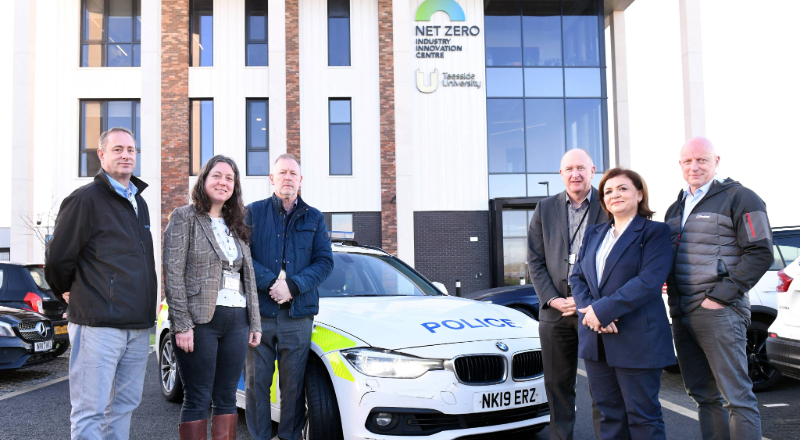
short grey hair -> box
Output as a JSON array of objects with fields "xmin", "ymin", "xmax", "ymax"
[
  {"xmin": 273, "ymin": 153, "xmax": 300, "ymax": 167},
  {"xmin": 98, "ymin": 127, "xmax": 136, "ymax": 151}
]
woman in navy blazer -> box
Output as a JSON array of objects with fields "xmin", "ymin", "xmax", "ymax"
[{"xmin": 569, "ymin": 168, "xmax": 674, "ymax": 440}]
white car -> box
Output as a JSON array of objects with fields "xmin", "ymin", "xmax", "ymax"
[
  {"xmin": 156, "ymin": 237, "xmax": 548, "ymax": 439},
  {"xmin": 767, "ymin": 256, "xmax": 800, "ymax": 381}
]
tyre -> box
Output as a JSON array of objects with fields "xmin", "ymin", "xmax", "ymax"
[
  {"xmin": 160, "ymin": 334, "xmax": 184, "ymax": 402},
  {"xmin": 52, "ymin": 340, "xmax": 70, "ymax": 358},
  {"xmin": 302, "ymin": 357, "xmax": 344, "ymax": 440},
  {"xmin": 747, "ymin": 319, "xmax": 782, "ymax": 392}
]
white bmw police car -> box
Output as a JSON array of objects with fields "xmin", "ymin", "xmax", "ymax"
[{"xmin": 157, "ymin": 235, "xmax": 548, "ymax": 439}]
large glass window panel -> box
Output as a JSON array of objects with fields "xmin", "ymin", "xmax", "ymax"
[
  {"xmin": 489, "ymin": 174, "xmax": 526, "ymax": 199},
  {"xmin": 562, "ymin": 0, "xmax": 599, "ymax": 66},
  {"xmin": 246, "ymin": 0, "xmax": 268, "ymax": 66},
  {"xmin": 564, "ymin": 68, "xmax": 601, "ymax": 97},
  {"xmin": 84, "ymin": 0, "xmax": 105, "ymax": 41},
  {"xmin": 565, "ymin": 99, "xmax": 603, "ymax": 171},
  {"xmin": 328, "ymin": 0, "xmax": 351, "ymax": 66},
  {"xmin": 331, "ymin": 213, "xmax": 354, "ymax": 232},
  {"xmin": 522, "ymin": 0, "xmax": 561, "ymax": 66},
  {"xmin": 329, "ymin": 100, "xmax": 351, "ymax": 123},
  {"xmin": 108, "ymin": 101, "xmax": 132, "ymax": 130},
  {"xmin": 486, "ymin": 68, "xmax": 524, "ymax": 98},
  {"xmin": 135, "ymin": 0, "xmax": 141, "ymax": 41},
  {"xmin": 484, "ymin": 0, "xmax": 522, "ymax": 67},
  {"xmin": 502, "ymin": 211, "xmax": 528, "ymax": 237},
  {"xmin": 247, "ymin": 99, "xmax": 269, "ymax": 176},
  {"xmin": 487, "ymin": 99, "xmax": 525, "ymax": 173},
  {"xmin": 108, "ymin": 0, "xmax": 133, "ymax": 43},
  {"xmin": 526, "ymin": 99, "xmax": 565, "ymax": 172},
  {"xmin": 107, "ymin": 43, "xmax": 132, "ymax": 67},
  {"xmin": 191, "ymin": 0, "xmax": 214, "ymax": 67},
  {"xmin": 503, "ymin": 237, "xmax": 528, "ymax": 285},
  {"xmin": 191, "ymin": 100, "xmax": 214, "ymax": 175},
  {"xmin": 524, "ymin": 68, "xmax": 563, "ymax": 97},
  {"xmin": 526, "ymin": 174, "xmax": 567, "ymax": 197},
  {"xmin": 330, "ymin": 125, "xmax": 352, "ymax": 175},
  {"xmin": 79, "ymin": 100, "xmax": 140, "ymax": 177},
  {"xmin": 82, "ymin": 44, "xmax": 104, "ymax": 67}
]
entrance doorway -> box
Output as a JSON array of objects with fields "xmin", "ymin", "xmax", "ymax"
[{"xmin": 489, "ymin": 197, "xmax": 544, "ymax": 288}]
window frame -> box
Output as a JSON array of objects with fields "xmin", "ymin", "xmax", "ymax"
[
  {"xmin": 328, "ymin": 98, "xmax": 353, "ymax": 176},
  {"xmin": 78, "ymin": 99, "xmax": 141, "ymax": 178},
  {"xmin": 189, "ymin": 0, "xmax": 214, "ymax": 67},
  {"xmin": 189, "ymin": 98, "xmax": 215, "ymax": 176},
  {"xmin": 246, "ymin": 98, "xmax": 269, "ymax": 176},
  {"xmin": 245, "ymin": 0, "xmax": 268, "ymax": 66},
  {"xmin": 80, "ymin": 0, "xmax": 141, "ymax": 67},
  {"xmin": 330, "ymin": 213, "xmax": 354, "ymax": 233},
  {"xmin": 327, "ymin": 0, "xmax": 351, "ymax": 67}
]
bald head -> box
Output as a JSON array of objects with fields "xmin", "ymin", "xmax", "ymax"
[
  {"xmin": 560, "ymin": 148, "xmax": 594, "ymax": 169},
  {"xmin": 560, "ymin": 149, "xmax": 595, "ymax": 204},
  {"xmin": 680, "ymin": 136, "xmax": 719, "ymax": 193}
]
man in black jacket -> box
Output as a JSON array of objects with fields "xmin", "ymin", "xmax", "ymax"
[
  {"xmin": 46, "ymin": 128, "xmax": 157, "ymax": 440},
  {"xmin": 665, "ymin": 137, "xmax": 771, "ymax": 439}
]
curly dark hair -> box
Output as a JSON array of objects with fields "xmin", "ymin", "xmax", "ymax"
[
  {"xmin": 191, "ymin": 155, "xmax": 251, "ymax": 244},
  {"xmin": 598, "ymin": 167, "xmax": 655, "ymax": 220}
]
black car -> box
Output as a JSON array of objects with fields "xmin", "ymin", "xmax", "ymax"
[
  {"xmin": 0, "ymin": 306, "xmax": 58, "ymax": 369},
  {"xmin": 0, "ymin": 263, "xmax": 69, "ymax": 356},
  {"xmin": 463, "ymin": 284, "xmax": 540, "ymax": 321}
]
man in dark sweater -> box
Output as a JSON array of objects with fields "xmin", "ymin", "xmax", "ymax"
[
  {"xmin": 46, "ymin": 127, "xmax": 157, "ymax": 439},
  {"xmin": 665, "ymin": 136, "xmax": 772, "ymax": 439}
]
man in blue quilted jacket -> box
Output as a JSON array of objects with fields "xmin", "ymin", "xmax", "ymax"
[{"xmin": 244, "ymin": 153, "xmax": 333, "ymax": 440}]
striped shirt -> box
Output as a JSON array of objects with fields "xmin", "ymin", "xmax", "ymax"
[
  {"xmin": 567, "ymin": 193, "xmax": 591, "ymax": 279},
  {"xmin": 596, "ymin": 216, "xmax": 635, "ymax": 281}
]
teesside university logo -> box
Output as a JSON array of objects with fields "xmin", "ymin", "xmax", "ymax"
[{"xmin": 414, "ymin": 0, "xmax": 482, "ymax": 93}]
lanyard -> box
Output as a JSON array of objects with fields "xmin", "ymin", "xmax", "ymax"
[{"xmin": 568, "ymin": 206, "xmax": 591, "ymax": 253}]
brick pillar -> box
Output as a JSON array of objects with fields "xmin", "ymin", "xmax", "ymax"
[
  {"xmin": 378, "ymin": 0, "xmax": 397, "ymax": 254},
  {"xmin": 286, "ymin": 0, "xmax": 301, "ymax": 161},
  {"xmin": 160, "ymin": 0, "xmax": 190, "ymax": 235}
]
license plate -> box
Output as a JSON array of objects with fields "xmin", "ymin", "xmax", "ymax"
[
  {"xmin": 35, "ymin": 340, "xmax": 53, "ymax": 352},
  {"xmin": 55, "ymin": 325, "xmax": 68, "ymax": 335},
  {"xmin": 473, "ymin": 387, "xmax": 540, "ymax": 412}
]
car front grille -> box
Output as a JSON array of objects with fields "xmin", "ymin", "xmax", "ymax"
[
  {"xmin": 453, "ymin": 355, "xmax": 506, "ymax": 385},
  {"xmin": 512, "ymin": 350, "xmax": 544, "ymax": 380},
  {"xmin": 17, "ymin": 321, "xmax": 50, "ymax": 342}
]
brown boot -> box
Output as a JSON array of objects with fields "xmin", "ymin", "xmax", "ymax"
[
  {"xmin": 211, "ymin": 413, "xmax": 238, "ymax": 440},
  {"xmin": 179, "ymin": 419, "xmax": 208, "ymax": 440}
]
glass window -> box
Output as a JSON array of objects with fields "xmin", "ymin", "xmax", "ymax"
[
  {"xmin": 773, "ymin": 235, "xmax": 800, "ymax": 270},
  {"xmin": 487, "ymin": 99, "xmax": 525, "ymax": 173},
  {"xmin": 564, "ymin": 68, "xmax": 601, "ymax": 97},
  {"xmin": 191, "ymin": 0, "xmax": 213, "ymax": 67},
  {"xmin": 565, "ymin": 99, "xmax": 603, "ymax": 171},
  {"xmin": 526, "ymin": 99, "xmax": 565, "ymax": 172},
  {"xmin": 522, "ymin": 0, "xmax": 562, "ymax": 66},
  {"xmin": 331, "ymin": 213, "xmax": 354, "ymax": 232},
  {"xmin": 81, "ymin": 0, "xmax": 141, "ymax": 67},
  {"xmin": 524, "ymin": 68, "xmax": 563, "ymax": 97},
  {"xmin": 562, "ymin": 0, "xmax": 599, "ymax": 66},
  {"xmin": 328, "ymin": 0, "xmax": 350, "ymax": 67},
  {"xmin": 527, "ymin": 174, "xmax": 566, "ymax": 196},
  {"xmin": 79, "ymin": 100, "xmax": 141, "ymax": 177},
  {"xmin": 486, "ymin": 68, "xmax": 524, "ymax": 98},
  {"xmin": 329, "ymin": 99, "xmax": 352, "ymax": 175},
  {"xmin": 489, "ymin": 174, "xmax": 526, "ymax": 199},
  {"xmin": 246, "ymin": 0, "xmax": 268, "ymax": 66},
  {"xmin": 503, "ymin": 238, "xmax": 528, "ymax": 285},
  {"xmin": 484, "ymin": 0, "xmax": 522, "ymax": 67},
  {"xmin": 319, "ymin": 253, "xmax": 442, "ymax": 298},
  {"xmin": 190, "ymin": 99, "xmax": 214, "ymax": 175},
  {"xmin": 247, "ymin": 99, "xmax": 269, "ymax": 176}
]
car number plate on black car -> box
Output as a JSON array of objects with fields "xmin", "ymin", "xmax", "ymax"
[
  {"xmin": 473, "ymin": 387, "xmax": 539, "ymax": 412},
  {"xmin": 35, "ymin": 340, "xmax": 53, "ymax": 352}
]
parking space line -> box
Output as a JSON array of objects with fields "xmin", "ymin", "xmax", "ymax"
[
  {"xmin": 576, "ymin": 368, "xmax": 772, "ymax": 440},
  {"xmin": 0, "ymin": 375, "xmax": 69, "ymax": 401}
]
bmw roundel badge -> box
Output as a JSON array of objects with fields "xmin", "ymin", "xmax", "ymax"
[{"xmin": 496, "ymin": 342, "xmax": 509, "ymax": 352}]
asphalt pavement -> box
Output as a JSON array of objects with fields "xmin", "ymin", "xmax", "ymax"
[{"xmin": 0, "ymin": 353, "xmax": 798, "ymax": 440}]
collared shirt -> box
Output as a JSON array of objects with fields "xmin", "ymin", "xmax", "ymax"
[
  {"xmin": 596, "ymin": 216, "xmax": 635, "ymax": 281},
  {"xmin": 210, "ymin": 216, "xmax": 246, "ymax": 308},
  {"xmin": 567, "ymin": 191, "xmax": 591, "ymax": 279},
  {"xmin": 105, "ymin": 173, "xmax": 138, "ymax": 217},
  {"xmin": 681, "ymin": 177, "xmax": 717, "ymax": 227}
]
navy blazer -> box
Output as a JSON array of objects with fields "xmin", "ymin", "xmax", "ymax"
[{"xmin": 569, "ymin": 215, "xmax": 675, "ymax": 369}]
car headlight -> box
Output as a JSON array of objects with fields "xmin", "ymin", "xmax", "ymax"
[
  {"xmin": 0, "ymin": 322, "xmax": 15, "ymax": 338},
  {"xmin": 341, "ymin": 348, "xmax": 444, "ymax": 379}
]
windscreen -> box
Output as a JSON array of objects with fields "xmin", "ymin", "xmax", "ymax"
[
  {"xmin": 319, "ymin": 252, "xmax": 442, "ymax": 298},
  {"xmin": 770, "ymin": 235, "xmax": 800, "ymax": 270}
]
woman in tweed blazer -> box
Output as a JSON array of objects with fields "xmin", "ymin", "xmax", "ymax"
[{"xmin": 163, "ymin": 155, "xmax": 261, "ymax": 440}]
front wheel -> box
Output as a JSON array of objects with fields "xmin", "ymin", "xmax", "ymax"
[
  {"xmin": 302, "ymin": 357, "xmax": 344, "ymax": 440},
  {"xmin": 748, "ymin": 319, "xmax": 782, "ymax": 392},
  {"xmin": 160, "ymin": 334, "xmax": 184, "ymax": 402}
]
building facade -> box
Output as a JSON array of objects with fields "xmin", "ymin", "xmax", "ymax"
[{"xmin": 14, "ymin": 0, "xmax": 709, "ymax": 296}]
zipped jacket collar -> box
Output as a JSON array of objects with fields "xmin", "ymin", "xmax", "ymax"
[
  {"xmin": 674, "ymin": 177, "xmax": 739, "ymax": 204},
  {"xmin": 271, "ymin": 193, "xmax": 309, "ymax": 216},
  {"xmin": 94, "ymin": 168, "xmax": 149, "ymax": 196}
]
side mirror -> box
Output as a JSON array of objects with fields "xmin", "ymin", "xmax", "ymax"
[{"xmin": 432, "ymin": 282, "xmax": 449, "ymax": 295}]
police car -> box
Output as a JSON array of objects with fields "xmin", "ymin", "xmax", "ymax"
[{"xmin": 156, "ymin": 234, "xmax": 548, "ymax": 439}]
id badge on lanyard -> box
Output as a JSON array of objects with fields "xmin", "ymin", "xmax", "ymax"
[{"xmin": 223, "ymin": 270, "xmax": 241, "ymax": 292}]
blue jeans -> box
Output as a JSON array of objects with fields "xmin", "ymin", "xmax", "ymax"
[
  {"xmin": 68, "ymin": 323, "xmax": 150, "ymax": 440},
  {"xmin": 172, "ymin": 306, "xmax": 249, "ymax": 422}
]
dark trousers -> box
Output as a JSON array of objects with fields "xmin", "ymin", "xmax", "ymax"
[
  {"xmin": 539, "ymin": 314, "xmax": 602, "ymax": 440},
  {"xmin": 672, "ymin": 306, "xmax": 761, "ymax": 440},
  {"xmin": 584, "ymin": 358, "xmax": 666, "ymax": 440},
  {"xmin": 245, "ymin": 309, "xmax": 313, "ymax": 440},
  {"xmin": 172, "ymin": 306, "xmax": 249, "ymax": 423}
]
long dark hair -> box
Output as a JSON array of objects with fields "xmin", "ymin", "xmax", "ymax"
[
  {"xmin": 598, "ymin": 167, "xmax": 655, "ymax": 220},
  {"xmin": 191, "ymin": 155, "xmax": 251, "ymax": 244}
]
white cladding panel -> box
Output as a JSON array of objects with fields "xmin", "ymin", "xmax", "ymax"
[{"xmin": 298, "ymin": 0, "xmax": 381, "ymax": 213}]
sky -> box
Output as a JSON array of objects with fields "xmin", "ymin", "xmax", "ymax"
[{"xmin": 1, "ymin": 0, "xmax": 799, "ymax": 229}]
